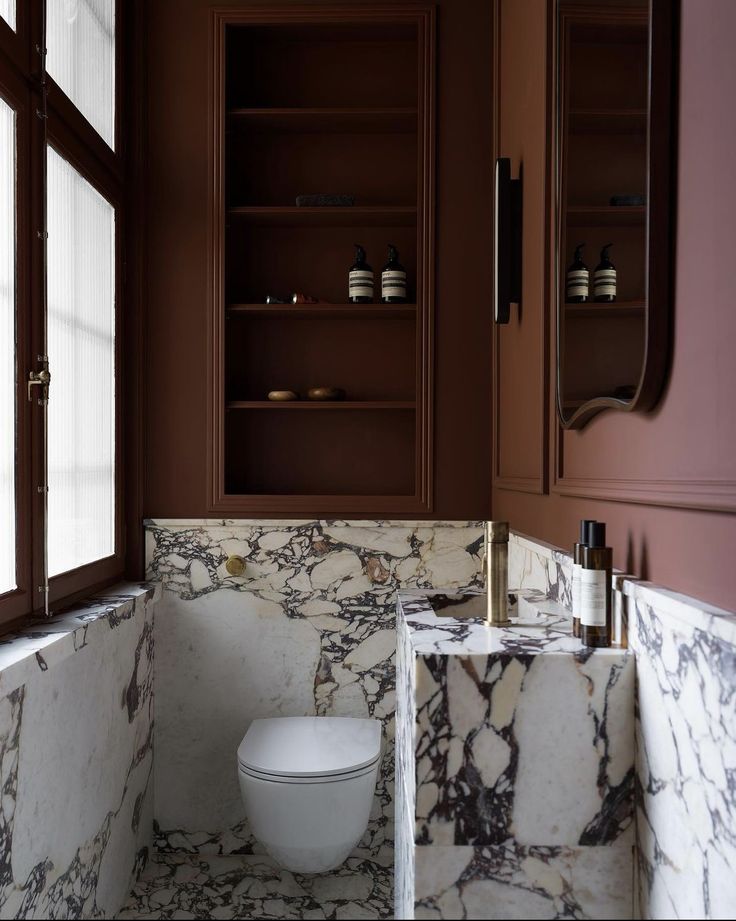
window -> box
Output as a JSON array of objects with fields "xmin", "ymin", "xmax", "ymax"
[
  {"xmin": 0, "ymin": 97, "xmax": 15, "ymax": 595},
  {"xmin": 47, "ymin": 148, "xmax": 116, "ymax": 576},
  {"xmin": 0, "ymin": 1, "xmax": 123, "ymax": 626},
  {"xmin": 46, "ymin": 0, "xmax": 116, "ymax": 147},
  {"xmin": 0, "ymin": 1, "xmax": 15, "ymax": 31}
]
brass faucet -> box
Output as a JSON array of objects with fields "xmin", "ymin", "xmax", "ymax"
[{"xmin": 485, "ymin": 521, "xmax": 510, "ymax": 626}]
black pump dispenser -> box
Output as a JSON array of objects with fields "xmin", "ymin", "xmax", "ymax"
[
  {"xmin": 566, "ymin": 243, "xmax": 589, "ymax": 303},
  {"xmin": 348, "ymin": 244, "xmax": 374, "ymax": 303},
  {"xmin": 381, "ymin": 244, "xmax": 407, "ymax": 303},
  {"xmin": 593, "ymin": 243, "xmax": 617, "ymax": 303}
]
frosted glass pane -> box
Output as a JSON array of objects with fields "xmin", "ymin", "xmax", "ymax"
[
  {"xmin": 47, "ymin": 147, "xmax": 115, "ymax": 577},
  {"xmin": 0, "ymin": 1, "xmax": 16, "ymax": 30},
  {"xmin": 46, "ymin": 0, "xmax": 115, "ymax": 148},
  {"xmin": 0, "ymin": 98, "xmax": 16, "ymax": 595}
]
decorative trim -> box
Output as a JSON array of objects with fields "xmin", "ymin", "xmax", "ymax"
[{"xmin": 552, "ymin": 470, "xmax": 736, "ymax": 513}]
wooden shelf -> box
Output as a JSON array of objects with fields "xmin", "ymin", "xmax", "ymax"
[
  {"xmin": 214, "ymin": 9, "xmax": 433, "ymax": 511},
  {"xmin": 227, "ymin": 303, "xmax": 416, "ymax": 318},
  {"xmin": 567, "ymin": 205, "xmax": 645, "ymax": 227},
  {"xmin": 227, "ymin": 107, "xmax": 418, "ymax": 133},
  {"xmin": 227, "ymin": 400, "xmax": 416, "ymax": 411},
  {"xmin": 227, "ymin": 206, "xmax": 417, "ymax": 227},
  {"xmin": 565, "ymin": 301, "xmax": 645, "ymax": 318},
  {"xmin": 569, "ymin": 108, "xmax": 647, "ymax": 134}
]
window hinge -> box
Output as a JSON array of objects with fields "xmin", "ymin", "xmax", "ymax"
[
  {"xmin": 37, "ymin": 230, "xmax": 48, "ymax": 240},
  {"xmin": 37, "ymin": 485, "xmax": 49, "ymax": 493}
]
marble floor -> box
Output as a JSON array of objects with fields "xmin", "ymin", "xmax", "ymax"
[{"xmin": 119, "ymin": 852, "xmax": 393, "ymax": 920}]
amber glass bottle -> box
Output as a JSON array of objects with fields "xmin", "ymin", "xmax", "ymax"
[
  {"xmin": 381, "ymin": 244, "xmax": 407, "ymax": 303},
  {"xmin": 348, "ymin": 244, "xmax": 374, "ymax": 303},
  {"xmin": 580, "ymin": 522, "xmax": 612, "ymax": 648},
  {"xmin": 572, "ymin": 519, "xmax": 596, "ymax": 638}
]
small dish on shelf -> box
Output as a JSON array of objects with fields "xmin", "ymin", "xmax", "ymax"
[{"xmin": 307, "ymin": 387, "xmax": 346, "ymax": 401}]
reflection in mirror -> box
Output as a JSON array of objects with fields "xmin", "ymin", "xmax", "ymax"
[{"xmin": 556, "ymin": 0, "xmax": 675, "ymax": 428}]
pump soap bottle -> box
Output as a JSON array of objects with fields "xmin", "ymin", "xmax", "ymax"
[
  {"xmin": 348, "ymin": 244, "xmax": 374, "ymax": 303},
  {"xmin": 593, "ymin": 244, "xmax": 617, "ymax": 302},
  {"xmin": 381, "ymin": 244, "xmax": 408, "ymax": 303},
  {"xmin": 572, "ymin": 519, "xmax": 597, "ymax": 638},
  {"xmin": 566, "ymin": 243, "xmax": 589, "ymax": 302},
  {"xmin": 580, "ymin": 522, "xmax": 612, "ymax": 648}
]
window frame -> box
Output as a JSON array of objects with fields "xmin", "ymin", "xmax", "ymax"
[
  {"xmin": 0, "ymin": 0, "xmax": 126, "ymax": 627},
  {"xmin": 0, "ymin": 63, "xmax": 33, "ymax": 622}
]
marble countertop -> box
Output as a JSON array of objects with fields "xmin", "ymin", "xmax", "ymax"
[
  {"xmin": 397, "ymin": 588, "xmax": 628, "ymax": 657},
  {"xmin": 0, "ymin": 582, "xmax": 159, "ymax": 697}
]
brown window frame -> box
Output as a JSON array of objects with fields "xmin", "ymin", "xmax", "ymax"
[{"xmin": 0, "ymin": 0, "xmax": 126, "ymax": 628}]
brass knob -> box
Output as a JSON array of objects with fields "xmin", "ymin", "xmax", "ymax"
[{"xmin": 225, "ymin": 555, "xmax": 246, "ymax": 577}]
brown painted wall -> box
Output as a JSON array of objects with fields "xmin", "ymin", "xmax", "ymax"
[
  {"xmin": 494, "ymin": 0, "xmax": 736, "ymax": 611},
  {"xmin": 143, "ymin": 0, "xmax": 492, "ymax": 520}
]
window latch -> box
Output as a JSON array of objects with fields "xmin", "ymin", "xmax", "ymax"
[{"xmin": 28, "ymin": 367, "xmax": 51, "ymax": 402}]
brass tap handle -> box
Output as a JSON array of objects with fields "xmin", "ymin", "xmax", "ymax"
[{"xmin": 225, "ymin": 554, "xmax": 246, "ymax": 577}]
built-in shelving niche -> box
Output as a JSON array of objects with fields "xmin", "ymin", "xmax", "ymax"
[{"xmin": 209, "ymin": 7, "xmax": 435, "ymax": 514}]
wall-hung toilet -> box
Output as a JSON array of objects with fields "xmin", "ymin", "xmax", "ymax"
[{"xmin": 237, "ymin": 716, "xmax": 382, "ymax": 873}]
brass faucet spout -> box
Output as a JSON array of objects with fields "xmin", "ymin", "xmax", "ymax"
[{"xmin": 486, "ymin": 521, "xmax": 510, "ymax": 626}]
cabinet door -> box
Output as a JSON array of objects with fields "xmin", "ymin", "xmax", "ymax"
[{"xmin": 493, "ymin": 0, "xmax": 551, "ymax": 494}]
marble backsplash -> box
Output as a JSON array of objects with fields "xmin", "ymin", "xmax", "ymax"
[
  {"xmin": 0, "ymin": 585, "xmax": 156, "ymax": 919},
  {"xmin": 507, "ymin": 530, "xmax": 736, "ymax": 921},
  {"xmin": 145, "ymin": 519, "xmax": 485, "ymax": 864}
]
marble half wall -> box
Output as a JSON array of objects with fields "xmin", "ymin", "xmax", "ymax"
[
  {"xmin": 145, "ymin": 519, "xmax": 485, "ymax": 861},
  {"xmin": 508, "ymin": 530, "xmax": 736, "ymax": 921},
  {"xmin": 395, "ymin": 590, "xmax": 635, "ymax": 920},
  {"xmin": 0, "ymin": 584, "xmax": 156, "ymax": 920}
]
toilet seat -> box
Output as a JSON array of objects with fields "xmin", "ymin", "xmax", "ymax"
[
  {"xmin": 238, "ymin": 755, "xmax": 380, "ymax": 785},
  {"xmin": 237, "ymin": 716, "xmax": 382, "ymax": 780}
]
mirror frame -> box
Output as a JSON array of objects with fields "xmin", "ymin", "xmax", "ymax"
[{"xmin": 554, "ymin": 0, "xmax": 679, "ymax": 429}]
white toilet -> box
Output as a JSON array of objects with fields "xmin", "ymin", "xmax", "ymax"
[{"xmin": 237, "ymin": 716, "xmax": 382, "ymax": 873}]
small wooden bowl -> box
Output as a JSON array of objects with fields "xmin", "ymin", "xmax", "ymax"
[
  {"xmin": 268, "ymin": 390, "xmax": 299, "ymax": 401},
  {"xmin": 307, "ymin": 387, "xmax": 345, "ymax": 401}
]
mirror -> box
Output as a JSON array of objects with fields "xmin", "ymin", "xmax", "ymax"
[{"xmin": 555, "ymin": 0, "xmax": 677, "ymax": 428}]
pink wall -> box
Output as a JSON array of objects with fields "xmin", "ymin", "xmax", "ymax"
[{"xmin": 494, "ymin": 0, "xmax": 736, "ymax": 612}]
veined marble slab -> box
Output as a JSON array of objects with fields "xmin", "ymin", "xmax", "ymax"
[
  {"xmin": 145, "ymin": 519, "xmax": 485, "ymax": 862},
  {"xmin": 506, "ymin": 529, "xmax": 736, "ymax": 921},
  {"xmin": 396, "ymin": 589, "xmax": 634, "ymax": 920},
  {"xmin": 0, "ymin": 583, "xmax": 159, "ymax": 698},
  {"xmin": 0, "ymin": 585, "xmax": 157, "ymax": 919}
]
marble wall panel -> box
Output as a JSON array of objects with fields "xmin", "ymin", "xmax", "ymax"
[
  {"xmin": 145, "ymin": 519, "xmax": 485, "ymax": 860},
  {"xmin": 507, "ymin": 531, "xmax": 736, "ymax": 921},
  {"xmin": 0, "ymin": 586, "xmax": 156, "ymax": 920}
]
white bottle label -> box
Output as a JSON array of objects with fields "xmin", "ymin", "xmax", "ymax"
[
  {"xmin": 580, "ymin": 568, "xmax": 607, "ymax": 627},
  {"xmin": 572, "ymin": 562, "xmax": 582, "ymax": 618},
  {"xmin": 349, "ymin": 269, "xmax": 374, "ymax": 299},
  {"xmin": 567, "ymin": 269, "xmax": 589, "ymax": 298},
  {"xmin": 594, "ymin": 268, "xmax": 616, "ymax": 297},
  {"xmin": 382, "ymin": 269, "xmax": 406, "ymax": 299}
]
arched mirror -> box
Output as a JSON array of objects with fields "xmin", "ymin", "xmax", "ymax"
[{"xmin": 555, "ymin": 0, "xmax": 678, "ymax": 428}]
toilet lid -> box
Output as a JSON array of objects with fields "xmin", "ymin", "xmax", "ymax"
[{"xmin": 237, "ymin": 717, "xmax": 382, "ymax": 778}]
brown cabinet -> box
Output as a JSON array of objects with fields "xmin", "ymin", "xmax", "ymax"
[{"xmin": 208, "ymin": 7, "xmax": 436, "ymax": 514}]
